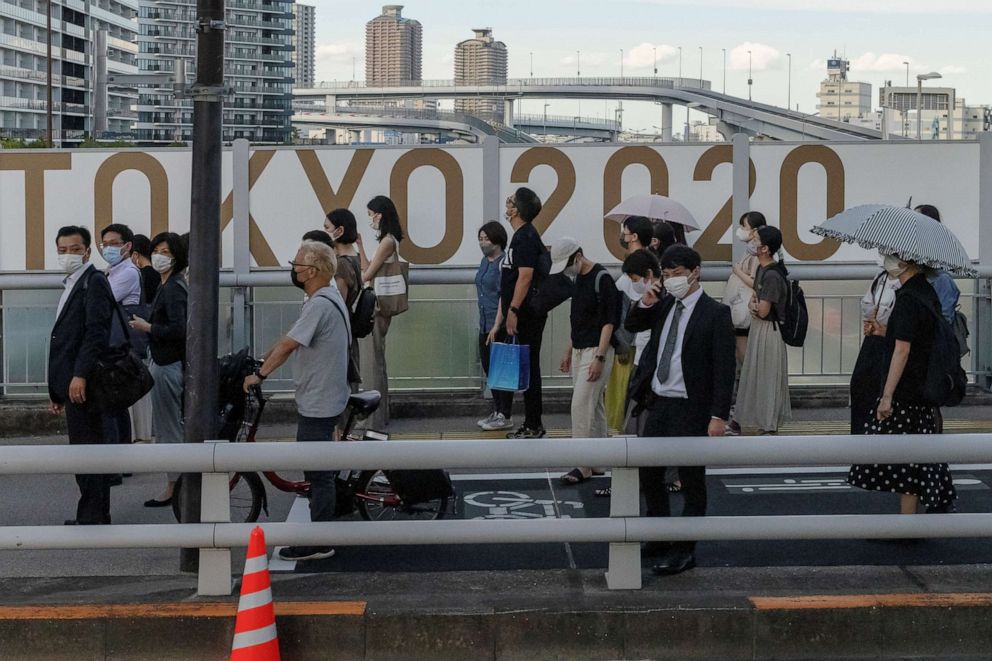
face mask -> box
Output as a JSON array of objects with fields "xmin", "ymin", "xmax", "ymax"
[
  {"xmin": 291, "ymin": 267, "xmax": 305, "ymax": 290},
  {"xmin": 736, "ymin": 227, "xmax": 751, "ymax": 242},
  {"xmin": 58, "ymin": 253, "xmax": 85, "ymax": 275},
  {"xmin": 368, "ymin": 213, "xmax": 380, "ymax": 230},
  {"xmin": 151, "ymin": 254, "xmax": 174, "ymax": 274},
  {"xmin": 882, "ymin": 254, "xmax": 908, "ymax": 278},
  {"xmin": 745, "ymin": 240, "xmax": 759, "ymax": 256},
  {"xmin": 563, "ymin": 263, "xmax": 580, "ymax": 280},
  {"xmin": 630, "ymin": 279, "xmax": 650, "ymax": 297},
  {"xmin": 618, "ymin": 231, "xmax": 629, "ymax": 250},
  {"xmin": 479, "ymin": 241, "xmax": 498, "ymax": 257},
  {"xmin": 663, "ymin": 274, "xmax": 693, "ymax": 299},
  {"xmin": 103, "ymin": 245, "xmax": 124, "ymax": 266}
]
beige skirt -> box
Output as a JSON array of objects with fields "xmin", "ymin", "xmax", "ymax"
[{"xmin": 735, "ymin": 317, "xmax": 792, "ymax": 432}]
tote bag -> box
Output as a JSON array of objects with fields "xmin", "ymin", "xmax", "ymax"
[
  {"xmin": 486, "ymin": 337, "xmax": 531, "ymax": 392},
  {"xmin": 373, "ymin": 259, "xmax": 409, "ymax": 317}
]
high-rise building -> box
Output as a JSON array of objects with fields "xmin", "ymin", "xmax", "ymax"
[
  {"xmin": 135, "ymin": 0, "xmax": 296, "ymax": 144},
  {"xmin": 453, "ymin": 28, "xmax": 506, "ymax": 120},
  {"xmin": 365, "ymin": 5, "xmax": 421, "ymax": 85},
  {"xmin": 815, "ymin": 53, "xmax": 871, "ymax": 122},
  {"xmin": 293, "ymin": 3, "xmax": 315, "ymax": 88},
  {"xmin": 0, "ymin": 0, "xmax": 139, "ymax": 145}
]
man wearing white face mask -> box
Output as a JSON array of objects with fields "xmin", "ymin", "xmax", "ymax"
[
  {"xmin": 625, "ymin": 245, "xmax": 736, "ymax": 575},
  {"xmin": 49, "ymin": 225, "xmax": 116, "ymax": 525}
]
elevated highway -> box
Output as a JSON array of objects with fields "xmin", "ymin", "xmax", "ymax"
[{"xmin": 294, "ymin": 76, "xmax": 882, "ymax": 142}]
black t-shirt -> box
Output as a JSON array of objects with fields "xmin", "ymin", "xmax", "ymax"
[
  {"xmin": 885, "ymin": 273, "xmax": 938, "ymax": 404},
  {"xmin": 140, "ymin": 264, "xmax": 160, "ymax": 304},
  {"xmin": 500, "ymin": 222, "xmax": 545, "ymax": 316},
  {"xmin": 570, "ymin": 264, "xmax": 620, "ymax": 350}
]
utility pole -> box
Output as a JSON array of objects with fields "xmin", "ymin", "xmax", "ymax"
[
  {"xmin": 787, "ymin": 53, "xmax": 792, "ymax": 112},
  {"xmin": 653, "ymin": 46, "xmax": 657, "ymax": 77},
  {"xmin": 45, "ymin": 0, "xmax": 53, "ymax": 146},
  {"xmin": 677, "ymin": 46, "xmax": 682, "ymax": 82},
  {"xmin": 620, "ymin": 49, "xmax": 623, "ymax": 79},
  {"xmin": 576, "ymin": 50, "xmax": 580, "ymax": 77},
  {"xmin": 722, "ymin": 48, "xmax": 726, "ymax": 94},
  {"xmin": 747, "ymin": 50, "xmax": 753, "ymax": 102},
  {"xmin": 180, "ymin": 0, "xmax": 225, "ymax": 571},
  {"xmin": 698, "ymin": 46, "xmax": 702, "ymax": 85}
]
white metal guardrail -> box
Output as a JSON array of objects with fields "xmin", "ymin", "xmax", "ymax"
[{"xmin": 0, "ymin": 434, "xmax": 990, "ymax": 594}]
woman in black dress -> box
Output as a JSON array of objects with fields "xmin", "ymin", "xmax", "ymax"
[
  {"xmin": 849, "ymin": 269, "xmax": 900, "ymax": 433},
  {"xmin": 847, "ymin": 252, "xmax": 957, "ymax": 514}
]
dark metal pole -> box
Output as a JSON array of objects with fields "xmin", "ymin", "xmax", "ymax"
[
  {"xmin": 180, "ymin": 0, "xmax": 225, "ymax": 572},
  {"xmin": 46, "ymin": 0, "xmax": 53, "ymax": 146}
]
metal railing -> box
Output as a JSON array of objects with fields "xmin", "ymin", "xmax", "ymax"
[
  {"xmin": 308, "ymin": 77, "xmax": 712, "ymax": 91},
  {"xmin": 0, "ymin": 434, "xmax": 989, "ymax": 594}
]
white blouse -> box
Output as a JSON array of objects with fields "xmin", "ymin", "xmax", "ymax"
[{"xmin": 861, "ymin": 273, "xmax": 901, "ymax": 325}]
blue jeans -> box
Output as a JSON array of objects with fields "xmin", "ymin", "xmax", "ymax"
[{"xmin": 297, "ymin": 414, "xmax": 340, "ymax": 523}]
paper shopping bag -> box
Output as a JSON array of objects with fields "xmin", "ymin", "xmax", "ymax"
[{"xmin": 486, "ymin": 338, "xmax": 531, "ymax": 392}]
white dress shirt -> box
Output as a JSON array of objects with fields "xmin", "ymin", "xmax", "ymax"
[
  {"xmin": 106, "ymin": 258, "xmax": 142, "ymax": 305},
  {"xmin": 651, "ymin": 286, "xmax": 704, "ymax": 399},
  {"xmin": 56, "ymin": 262, "xmax": 93, "ymax": 322},
  {"xmin": 615, "ymin": 273, "xmax": 652, "ymax": 365}
]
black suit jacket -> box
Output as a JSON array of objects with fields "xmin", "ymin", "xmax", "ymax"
[
  {"xmin": 48, "ymin": 265, "xmax": 114, "ymax": 404},
  {"xmin": 626, "ymin": 291, "xmax": 736, "ymax": 420}
]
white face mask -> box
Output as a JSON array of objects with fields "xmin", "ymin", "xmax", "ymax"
[
  {"xmin": 151, "ymin": 254, "xmax": 175, "ymax": 274},
  {"xmin": 745, "ymin": 240, "xmax": 759, "ymax": 256},
  {"xmin": 630, "ymin": 279, "xmax": 650, "ymax": 297},
  {"xmin": 882, "ymin": 254, "xmax": 908, "ymax": 278},
  {"xmin": 563, "ymin": 262, "xmax": 580, "ymax": 280},
  {"xmin": 58, "ymin": 253, "xmax": 85, "ymax": 275},
  {"xmin": 735, "ymin": 227, "xmax": 751, "ymax": 242},
  {"xmin": 664, "ymin": 275, "xmax": 692, "ymax": 299}
]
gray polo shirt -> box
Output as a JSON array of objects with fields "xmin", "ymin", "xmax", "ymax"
[{"xmin": 286, "ymin": 286, "xmax": 351, "ymax": 419}]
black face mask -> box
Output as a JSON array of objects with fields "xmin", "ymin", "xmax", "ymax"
[
  {"xmin": 291, "ymin": 268, "xmax": 305, "ymax": 290},
  {"xmin": 619, "ymin": 233, "xmax": 629, "ymax": 250}
]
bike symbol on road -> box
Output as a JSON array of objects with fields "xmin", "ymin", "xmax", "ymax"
[{"xmin": 463, "ymin": 490, "xmax": 585, "ymax": 519}]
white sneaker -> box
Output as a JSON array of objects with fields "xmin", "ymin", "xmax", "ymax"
[
  {"xmin": 477, "ymin": 411, "xmax": 498, "ymax": 428},
  {"xmin": 481, "ymin": 413, "xmax": 513, "ymax": 431}
]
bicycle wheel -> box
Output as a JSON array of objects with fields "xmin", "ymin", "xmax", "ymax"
[
  {"xmin": 353, "ymin": 470, "xmax": 449, "ymax": 521},
  {"xmin": 171, "ymin": 472, "xmax": 267, "ymax": 523}
]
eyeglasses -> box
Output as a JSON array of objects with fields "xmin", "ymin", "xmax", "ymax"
[
  {"xmin": 288, "ymin": 261, "xmax": 315, "ymax": 269},
  {"xmin": 99, "ymin": 241, "xmax": 125, "ymax": 249}
]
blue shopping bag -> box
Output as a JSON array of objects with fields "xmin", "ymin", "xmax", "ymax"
[{"xmin": 487, "ymin": 338, "xmax": 531, "ymax": 392}]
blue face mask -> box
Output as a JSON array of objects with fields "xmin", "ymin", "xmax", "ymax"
[{"xmin": 103, "ymin": 245, "xmax": 124, "ymax": 266}]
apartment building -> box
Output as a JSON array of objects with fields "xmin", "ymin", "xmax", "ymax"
[
  {"xmin": 453, "ymin": 27, "xmax": 506, "ymax": 121},
  {"xmin": 293, "ymin": 2, "xmax": 313, "ymax": 88}
]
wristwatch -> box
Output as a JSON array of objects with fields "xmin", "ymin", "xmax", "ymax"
[
  {"xmin": 509, "ymin": 305, "xmax": 520, "ymax": 315},
  {"xmin": 255, "ymin": 370, "xmax": 267, "ymax": 381},
  {"xmin": 595, "ymin": 354, "xmax": 606, "ymax": 363}
]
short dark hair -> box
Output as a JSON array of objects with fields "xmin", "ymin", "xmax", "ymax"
[
  {"xmin": 150, "ymin": 231, "xmax": 189, "ymax": 273},
  {"xmin": 100, "ymin": 223, "xmax": 134, "ymax": 245},
  {"xmin": 659, "ymin": 244, "xmax": 701, "ymax": 272},
  {"xmin": 479, "ymin": 221, "xmax": 508, "ymax": 251},
  {"xmin": 739, "ymin": 211, "xmax": 767, "ymax": 229},
  {"xmin": 367, "ymin": 195, "xmax": 405, "ymax": 243},
  {"xmin": 56, "ymin": 225, "xmax": 91, "ymax": 248},
  {"xmin": 915, "ymin": 204, "xmax": 941, "ymax": 223},
  {"xmin": 756, "ymin": 225, "xmax": 783, "ymax": 256},
  {"xmin": 512, "ymin": 187, "xmax": 542, "ymax": 223},
  {"xmin": 326, "ymin": 208, "xmax": 358, "ymax": 244},
  {"xmin": 131, "ymin": 234, "xmax": 152, "ymax": 259},
  {"xmin": 622, "ymin": 248, "xmax": 660, "ymax": 278},
  {"xmin": 652, "ymin": 220, "xmax": 677, "ymax": 252},
  {"xmin": 302, "ymin": 230, "xmax": 334, "ymax": 249},
  {"xmin": 622, "ymin": 216, "xmax": 654, "ymax": 248}
]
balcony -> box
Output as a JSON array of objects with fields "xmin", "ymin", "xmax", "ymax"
[{"xmin": 0, "ymin": 66, "xmax": 47, "ymax": 83}]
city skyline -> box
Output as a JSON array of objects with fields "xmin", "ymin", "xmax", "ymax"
[{"xmin": 313, "ymin": 0, "xmax": 991, "ymax": 132}]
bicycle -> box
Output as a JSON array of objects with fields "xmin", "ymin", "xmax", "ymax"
[{"xmin": 171, "ymin": 352, "xmax": 453, "ymax": 523}]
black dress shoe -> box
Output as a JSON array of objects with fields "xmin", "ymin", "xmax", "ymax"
[
  {"xmin": 144, "ymin": 496, "xmax": 173, "ymax": 508},
  {"xmin": 652, "ymin": 550, "xmax": 696, "ymax": 576},
  {"xmin": 107, "ymin": 475, "xmax": 123, "ymax": 487},
  {"xmin": 64, "ymin": 518, "xmax": 110, "ymax": 525}
]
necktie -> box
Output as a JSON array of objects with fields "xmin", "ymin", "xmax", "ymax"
[{"xmin": 654, "ymin": 300, "xmax": 685, "ymax": 385}]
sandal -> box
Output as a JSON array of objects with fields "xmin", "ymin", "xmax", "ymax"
[
  {"xmin": 666, "ymin": 481, "xmax": 682, "ymax": 494},
  {"xmin": 559, "ymin": 468, "xmax": 587, "ymax": 485},
  {"xmin": 594, "ymin": 487, "xmax": 612, "ymax": 497}
]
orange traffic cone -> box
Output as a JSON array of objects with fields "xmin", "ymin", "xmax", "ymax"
[{"xmin": 231, "ymin": 526, "xmax": 280, "ymax": 661}]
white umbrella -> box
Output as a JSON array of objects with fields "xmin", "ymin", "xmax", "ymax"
[
  {"xmin": 812, "ymin": 205, "xmax": 976, "ymax": 277},
  {"xmin": 605, "ymin": 194, "xmax": 701, "ymax": 232}
]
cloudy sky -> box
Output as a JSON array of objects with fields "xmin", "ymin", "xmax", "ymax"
[{"xmin": 310, "ymin": 0, "xmax": 991, "ymax": 131}]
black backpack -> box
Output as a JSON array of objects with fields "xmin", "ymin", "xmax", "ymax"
[
  {"xmin": 905, "ymin": 290, "xmax": 968, "ymax": 407},
  {"xmin": 770, "ymin": 262, "xmax": 808, "ymax": 347},
  {"xmin": 350, "ymin": 286, "xmax": 376, "ymax": 339}
]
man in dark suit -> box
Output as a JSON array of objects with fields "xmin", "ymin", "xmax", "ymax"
[
  {"xmin": 626, "ymin": 245, "xmax": 736, "ymax": 575},
  {"xmin": 49, "ymin": 226, "xmax": 115, "ymax": 525}
]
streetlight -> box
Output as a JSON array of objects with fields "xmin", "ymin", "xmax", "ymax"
[
  {"xmin": 698, "ymin": 46, "xmax": 703, "ymax": 85},
  {"xmin": 747, "ymin": 50, "xmax": 753, "ymax": 101},
  {"xmin": 620, "ymin": 49, "xmax": 624, "ymax": 79},
  {"xmin": 530, "ymin": 52, "xmax": 534, "ymax": 78},
  {"xmin": 721, "ymin": 48, "xmax": 726, "ymax": 94},
  {"xmin": 677, "ymin": 46, "xmax": 682, "ymax": 82},
  {"xmin": 903, "ymin": 61, "xmax": 909, "ymax": 87},
  {"xmin": 916, "ymin": 72, "xmax": 942, "ymax": 139},
  {"xmin": 576, "ymin": 50, "xmax": 580, "ymax": 77},
  {"xmin": 653, "ymin": 46, "xmax": 657, "ymax": 77},
  {"xmin": 787, "ymin": 53, "xmax": 792, "ymax": 111}
]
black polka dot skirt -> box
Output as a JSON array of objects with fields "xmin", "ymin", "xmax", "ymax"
[{"xmin": 847, "ymin": 400, "xmax": 957, "ymax": 511}]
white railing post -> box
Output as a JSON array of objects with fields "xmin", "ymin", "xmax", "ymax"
[
  {"xmin": 606, "ymin": 465, "xmax": 641, "ymax": 590},
  {"xmin": 197, "ymin": 440, "xmax": 231, "ymax": 596}
]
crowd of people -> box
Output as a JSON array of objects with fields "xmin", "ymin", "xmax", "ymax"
[{"xmin": 47, "ymin": 189, "xmax": 962, "ymax": 571}]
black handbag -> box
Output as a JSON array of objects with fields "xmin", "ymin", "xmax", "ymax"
[{"xmin": 89, "ymin": 303, "xmax": 155, "ymax": 413}]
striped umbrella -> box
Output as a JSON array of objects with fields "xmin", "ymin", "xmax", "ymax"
[{"xmin": 811, "ymin": 205, "xmax": 976, "ymax": 276}]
